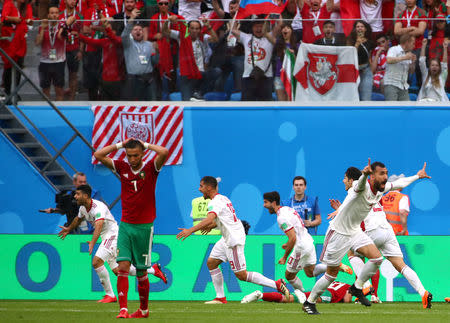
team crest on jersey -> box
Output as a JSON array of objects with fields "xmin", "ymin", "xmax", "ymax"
[{"xmin": 139, "ymin": 171, "xmax": 146, "ymax": 179}]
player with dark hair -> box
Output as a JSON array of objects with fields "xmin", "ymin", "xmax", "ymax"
[
  {"xmin": 303, "ymin": 159, "xmax": 431, "ymax": 315},
  {"xmin": 177, "ymin": 177, "xmax": 290, "ymax": 304},
  {"xmin": 263, "ymin": 191, "xmax": 352, "ymax": 292},
  {"xmin": 94, "ymin": 138, "xmax": 168, "ymax": 318}
]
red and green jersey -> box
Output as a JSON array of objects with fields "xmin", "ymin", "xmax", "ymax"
[
  {"xmin": 396, "ymin": 6, "xmax": 427, "ymax": 49},
  {"xmin": 113, "ymin": 159, "xmax": 159, "ymax": 224}
]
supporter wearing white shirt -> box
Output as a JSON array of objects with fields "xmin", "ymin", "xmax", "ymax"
[
  {"xmin": 178, "ymin": 0, "xmax": 201, "ymax": 22},
  {"xmin": 177, "ymin": 177, "xmax": 290, "ymax": 304},
  {"xmin": 360, "ymin": 0, "xmax": 384, "ymax": 33}
]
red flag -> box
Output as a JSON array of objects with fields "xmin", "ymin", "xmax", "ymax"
[
  {"xmin": 340, "ymin": 0, "xmax": 360, "ymax": 36},
  {"xmin": 91, "ymin": 106, "xmax": 183, "ymax": 165}
]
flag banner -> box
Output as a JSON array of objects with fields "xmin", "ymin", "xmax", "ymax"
[
  {"xmin": 236, "ymin": 0, "xmax": 286, "ymax": 19},
  {"xmin": 294, "ymin": 43, "xmax": 359, "ymax": 102},
  {"xmin": 280, "ymin": 49, "xmax": 296, "ymax": 101},
  {"xmin": 91, "ymin": 105, "xmax": 183, "ymax": 165}
]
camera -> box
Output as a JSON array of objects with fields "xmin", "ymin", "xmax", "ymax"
[{"xmin": 55, "ymin": 190, "xmax": 79, "ymax": 225}]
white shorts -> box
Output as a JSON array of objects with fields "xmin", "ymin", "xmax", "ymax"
[
  {"xmin": 209, "ymin": 237, "xmax": 247, "ymax": 272},
  {"xmin": 95, "ymin": 234, "xmax": 118, "ymax": 270},
  {"xmin": 365, "ymin": 226, "xmax": 403, "ymax": 258},
  {"xmin": 286, "ymin": 243, "xmax": 317, "ymax": 273},
  {"xmin": 320, "ymin": 229, "xmax": 374, "ymax": 266}
]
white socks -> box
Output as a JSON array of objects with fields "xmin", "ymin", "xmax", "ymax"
[
  {"xmin": 349, "ymin": 256, "xmax": 365, "ymax": 277},
  {"xmin": 129, "ymin": 265, "xmax": 137, "ymax": 276},
  {"xmin": 209, "ymin": 268, "xmax": 225, "ymax": 298},
  {"xmin": 246, "ymin": 271, "xmax": 276, "ymax": 289},
  {"xmin": 355, "ymin": 257, "xmax": 383, "ymax": 289},
  {"xmin": 312, "ymin": 264, "xmax": 327, "ymax": 276},
  {"xmin": 95, "ymin": 265, "xmax": 115, "ymax": 297},
  {"xmin": 307, "ymin": 273, "xmax": 336, "ymax": 304},
  {"xmin": 288, "ymin": 276, "xmax": 304, "ymax": 291},
  {"xmin": 401, "ymin": 266, "xmax": 426, "ymax": 297},
  {"xmin": 148, "ymin": 266, "xmax": 155, "ymax": 275}
]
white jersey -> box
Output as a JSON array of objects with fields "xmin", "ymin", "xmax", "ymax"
[
  {"xmin": 239, "ymin": 32, "xmax": 274, "ymax": 78},
  {"xmin": 78, "ymin": 199, "xmax": 118, "ymax": 240},
  {"xmin": 276, "ymin": 206, "xmax": 315, "ymax": 250},
  {"xmin": 360, "ymin": 0, "xmax": 383, "ymax": 32},
  {"xmin": 363, "ymin": 202, "xmax": 392, "ymax": 232},
  {"xmin": 208, "ymin": 194, "xmax": 246, "ymax": 247},
  {"xmin": 330, "ymin": 174, "xmax": 418, "ymax": 235}
]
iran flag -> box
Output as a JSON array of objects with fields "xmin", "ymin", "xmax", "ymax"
[
  {"xmin": 280, "ymin": 49, "xmax": 296, "ymax": 101},
  {"xmin": 294, "ymin": 43, "xmax": 360, "ymax": 102}
]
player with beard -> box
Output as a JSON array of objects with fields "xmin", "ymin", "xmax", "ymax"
[{"xmin": 303, "ymin": 159, "xmax": 431, "ymax": 314}]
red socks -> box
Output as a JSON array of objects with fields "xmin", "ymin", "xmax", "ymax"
[
  {"xmin": 372, "ymin": 270, "xmax": 380, "ymax": 296},
  {"xmin": 117, "ymin": 271, "xmax": 129, "ymax": 309},
  {"xmin": 137, "ymin": 274, "xmax": 150, "ymax": 310},
  {"xmin": 262, "ymin": 292, "xmax": 283, "ymax": 303}
]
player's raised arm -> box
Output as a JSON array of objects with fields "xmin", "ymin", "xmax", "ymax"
[
  {"xmin": 177, "ymin": 212, "xmax": 217, "ymax": 240},
  {"xmin": 389, "ymin": 162, "xmax": 431, "ymax": 192},
  {"xmin": 139, "ymin": 140, "xmax": 169, "ymax": 171},
  {"xmin": 94, "ymin": 138, "xmax": 133, "ymax": 170},
  {"xmin": 355, "ymin": 158, "xmax": 371, "ymax": 192}
]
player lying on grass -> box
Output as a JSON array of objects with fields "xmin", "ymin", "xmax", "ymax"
[
  {"xmin": 242, "ymin": 281, "xmax": 373, "ymax": 304},
  {"xmin": 263, "ymin": 191, "xmax": 353, "ymax": 292},
  {"xmin": 58, "ymin": 185, "xmax": 167, "ymax": 304}
]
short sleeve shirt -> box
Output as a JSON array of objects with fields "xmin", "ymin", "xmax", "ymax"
[
  {"xmin": 239, "ymin": 32, "xmax": 274, "ymax": 78},
  {"xmin": 113, "ymin": 159, "xmax": 159, "ymax": 224},
  {"xmin": 276, "ymin": 206, "xmax": 315, "ymax": 251},
  {"xmin": 208, "ymin": 194, "xmax": 246, "ymax": 247},
  {"xmin": 396, "ymin": 7, "xmax": 427, "ymax": 49},
  {"xmin": 78, "ymin": 199, "xmax": 119, "ymax": 239},
  {"xmin": 281, "ymin": 195, "xmax": 320, "ymax": 235}
]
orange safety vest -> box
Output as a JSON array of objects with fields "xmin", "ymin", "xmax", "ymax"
[{"xmin": 382, "ymin": 191, "xmax": 409, "ymax": 235}]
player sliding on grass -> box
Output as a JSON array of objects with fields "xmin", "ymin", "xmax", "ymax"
[
  {"xmin": 242, "ymin": 281, "xmax": 373, "ymax": 304},
  {"xmin": 177, "ymin": 176, "xmax": 290, "ymax": 304},
  {"xmin": 58, "ymin": 185, "xmax": 167, "ymax": 304},
  {"xmin": 262, "ymin": 191, "xmax": 353, "ymax": 292},
  {"xmin": 303, "ymin": 159, "xmax": 431, "ymax": 315}
]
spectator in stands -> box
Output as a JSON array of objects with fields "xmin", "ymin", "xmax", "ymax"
[
  {"xmin": 297, "ymin": 0, "xmax": 333, "ymax": 44},
  {"xmin": 394, "ymin": 0, "xmax": 427, "ymax": 87},
  {"xmin": 418, "ymin": 38, "xmax": 449, "ymax": 101},
  {"xmin": 281, "ymin": 175, "xmax": 321, "ymax": 235},
  {"xmin": 1, "ymin": 0, "xmax": 33, "ymax": 98},
  {"xmin": 163, "ymin": 15, "xmax": 220, "ymax": 101},
  {"xmin": 209, "ymin": 0, "xmax": 246, "ymax": 92},
  {"xmin": 59, "ymin": 0, "xmax": 84, "ymax": 100},
  {"xmin": 347, "ymin": 20, "xmax": 374, "ymax": 101},
  {"xmin": 76, "ymin": 17, "xmax": 125, "ymax": 100},
  {"xmin": 232, "ymin": 15, "xmax": 279, "ymax": 101},
  {"xmin": 359, "ymin": 0, "xmax": 385, "ymax": 40},
  {"xmin": 325, "ymin": 0, "xmax": 344, "ymax": 39},
  {"xmin": 384, "ymin": 33, "xmax": 416, "ymax": 101},
  {"xmin": 107, "ymin": 0, "xmax": 125, "ymax": 16},
  {"xmin": 122, "ymin": 8, "xmax": 159, "ymax": 100},
  {"xmin": 178, "ymin": 0, "xmax": 201, "ymax": 22},
  {"xmin": 35, "ymin": 5, "xmax": 66, "ymax": 101},
  {"xmin": 371, "ymin": 33, "xmax": 389, "ymax": 91},
  {"xmin": 113, "ymin": 0, "xmax": 143, "ymax": 36},
  {"xmin": 313, "ymin": 20, "xmax": 344, "ymax": 45},
  {"xmin": 428, "ymin": 13, "xmax": 447, "ymax": 61},
  {"xmin": 274, "ymin": 24, "xmax": 298, "ymax": 101},
  {"xmin": 147, "ymin": 0, "xmax": 180, "ymax": 97},
  {"xmin": 423, "ymin": 0, "xmax": 447, "ymax": 31}
]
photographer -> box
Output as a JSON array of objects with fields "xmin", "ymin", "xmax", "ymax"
[{"xmin": 42, "ymin": 172, "xmax": 101, "ymax": 234}]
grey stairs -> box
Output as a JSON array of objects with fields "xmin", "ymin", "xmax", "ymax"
[{"xmin": 0, "ymin": 105, "xmax": 73, "ymax": 192}]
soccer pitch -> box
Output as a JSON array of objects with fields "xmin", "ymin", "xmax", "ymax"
[{"xmin": 1, "ymin": 301, "xmax": 448, "ymax": 322}]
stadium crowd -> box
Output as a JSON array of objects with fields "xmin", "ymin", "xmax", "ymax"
[{"xmin": 0, "ymin": 0, "xmax": 449, "ymax": 101}]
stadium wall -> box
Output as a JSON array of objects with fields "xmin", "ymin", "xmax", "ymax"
[
  {"xmin": 1, "ymin": 234, "xmax": 448, "ymax": 302},
  {"xmin": 1, "ymin": 103, "xmax": 450, "ymax": 235}
]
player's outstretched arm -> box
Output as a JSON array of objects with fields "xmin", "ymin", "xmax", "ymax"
[
  {"xmin": 88, "ymin": 219, "xmax": 104, "ymax": 255},
  {"xmin": 390, "ymin": 163, "xmax": 431, "ymax": 191},
  {"xmin": 355, "ymin": 158, "xmax": 371, "ymax": 192},
  {"xmin": 94, "ymin": 138, "xmax": 133, "ymax": 170},
  {"xmin": 177, "ymin": 213, "xmax": 217, "ymax": 240},
  {"xmin": 57, "ymin": 217, "xmax": 82, "ymax": 239}
]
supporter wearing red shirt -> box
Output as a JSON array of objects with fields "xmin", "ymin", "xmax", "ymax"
[
  {"xmin": 298, "ymin": 0, "xmax": 333, "ymax": 44},
  {"xmin": 423, "ymin": 0, "xmax": 447, "ymax": 30},
  {"xmin": 394, "ymin": 0, "xmax": 427, "ymax": 50},
  {"xmin": 1, "ymin": 0, "xmax": 33, "ymax": 95},
  {"xmin": 78, "ymin": 19, "xmax": 125, "ymax": 99},
  {"xmin": 35, "ymin": 6, "xmax": 66, "ymax": 101}
]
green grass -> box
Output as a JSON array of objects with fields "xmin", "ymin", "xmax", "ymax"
[{"xmin": 0, "ymin": 300, "xmax": 448, "ymax": 322}]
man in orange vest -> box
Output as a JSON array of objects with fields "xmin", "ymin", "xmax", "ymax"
[{"xmin": 382, "ymin": 174, "xmax": 410, "ymax": 235}]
